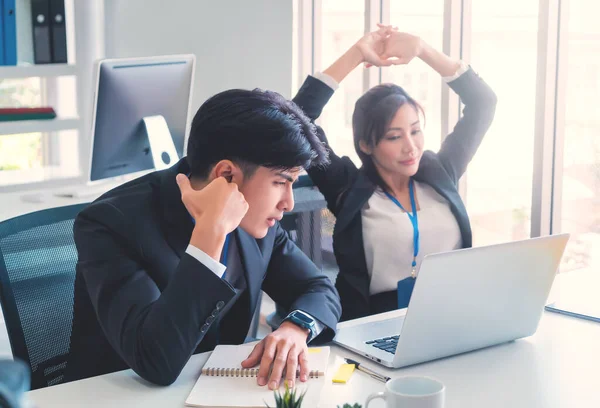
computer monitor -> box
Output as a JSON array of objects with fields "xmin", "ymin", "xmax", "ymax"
[{"xmin": 89, "ymin": 54, "xmax": 195, "ymax": 182}]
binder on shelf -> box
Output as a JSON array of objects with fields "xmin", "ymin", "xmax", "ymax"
[
  {"xmin": 1, "ymin": 0, "xmax": 17, "ymax": 65},
  {"xmin": 31, "ymin": 0, "xmax": 52, "ymax": 64},
  {"xmin": 16, "ymin": 0, "xmax": 35, "ymax": 64},
  {"xmin": 49, "ymin": 0, "xmax": 66, "ymax": 63},
  {"xmin": 0, "ymin": 113, "xmax": 56, "ymax": 121},
  {"xmin": 0, "ymin": 107, "xmax": 56, "ymax": 114},
  {"xmin": 0, "ymin": 107, "xmax": 57, "ymax": 121}
]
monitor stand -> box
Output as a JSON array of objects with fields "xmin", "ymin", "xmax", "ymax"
[{"xmin": 143, "ymin": 115, "xmax": 179, "ymax": 170}]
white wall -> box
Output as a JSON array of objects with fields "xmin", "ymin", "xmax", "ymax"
[{"xmin": 104, "ymin": 0, "xmax": 293, "ymax": 115}]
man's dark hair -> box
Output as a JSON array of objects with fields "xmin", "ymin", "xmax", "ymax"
[{"xmin": 186, "ymin": 88, "xmax": 329, "ymax": 179}]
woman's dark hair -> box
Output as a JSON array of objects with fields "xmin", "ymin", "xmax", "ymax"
[
  {"xmin": 352, "ymin": 83, "xmax": 424, "ymax": 192},
  {"xmin": 187, "ymin": 88, "xmax": 329, "ymax": 179}
]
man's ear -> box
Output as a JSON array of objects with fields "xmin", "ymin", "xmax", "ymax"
[
  {"xmin": 359, "ymin": 140, "xmax": 372, "ymax": 155},
  {"xmin": 212, "ymin": 160, "xmax": 244, "ymax": 185}
]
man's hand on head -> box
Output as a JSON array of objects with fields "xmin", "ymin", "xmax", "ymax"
[{"xmin": 176, "ymin": 174, "xmax": 248, "ymax": 261}]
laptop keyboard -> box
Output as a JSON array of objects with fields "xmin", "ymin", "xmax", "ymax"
[{"xmin": 365, "ymin": 335, "xmax": 400, "ymax": 354}]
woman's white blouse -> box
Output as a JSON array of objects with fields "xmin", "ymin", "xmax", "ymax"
[{"xmin": 361, "ymin": 181, "xmax": 463, "ymax": 295}]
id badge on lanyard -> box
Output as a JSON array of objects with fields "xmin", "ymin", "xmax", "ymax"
[{"xmin": 384, "ymin": 179, "xmax": 419, "ymax": 309}]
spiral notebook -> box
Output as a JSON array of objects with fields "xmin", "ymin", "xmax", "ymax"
[{"xmin": 185, "ymin": 344, "xmax": 330, "ymax": 408}]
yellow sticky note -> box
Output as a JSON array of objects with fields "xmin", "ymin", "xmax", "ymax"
[
  {"xmin": 332, "ymin": 363, "xmax": 355, "ymax": 384},
  {"xmin": 308, "ymin": 348, "xmax": 321, "ymax": 354}
]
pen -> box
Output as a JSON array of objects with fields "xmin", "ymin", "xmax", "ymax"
[{"xmin": 345, "ymin": 358, "xmax": 391, "ymax": 383}]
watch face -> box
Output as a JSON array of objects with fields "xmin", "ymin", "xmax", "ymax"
[{"xmin": 293, "ymin": 312, "xmax": 312, "ymax": 325}]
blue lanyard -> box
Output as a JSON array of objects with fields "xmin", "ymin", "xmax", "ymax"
[
  {"xmin": 221, "ymin": 234, "xmax": 231, "ymax": 268},
  {"xmin": 384, "ymin": 179, "xmax": 419, "ymax": 278}
]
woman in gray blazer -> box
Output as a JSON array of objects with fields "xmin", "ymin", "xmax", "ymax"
[{"xmin": 292, "ymin": 26, "xmax": 497, "ymax": 320}]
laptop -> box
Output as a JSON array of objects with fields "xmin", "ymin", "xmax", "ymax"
[{"xmin": 333, "ymin": 234, "xmax": 570, "ymax": 368}]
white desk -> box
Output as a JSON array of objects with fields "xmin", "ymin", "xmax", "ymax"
[
  {"xmin": 0, "ymin": 184, "xmax": 120, "ymax": 222},
  {"xmin": 26, "ymin": 311, "xmax": 600, "ymax": 408}
]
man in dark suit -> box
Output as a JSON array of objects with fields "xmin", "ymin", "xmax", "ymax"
[{"xmin": 67, "ymin": 88, "xmax": 341, "ymax": 389}]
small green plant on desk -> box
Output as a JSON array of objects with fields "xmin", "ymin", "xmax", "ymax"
[
  {"xmin": 266, "ymin": 383, "xmax": 305, "ymax": 408},
  {"xmin": 266, "ymin": 383, "xmax": 363, "ymax": 408}
]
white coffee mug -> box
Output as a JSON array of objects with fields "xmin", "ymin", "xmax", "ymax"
[{"xmin": 365, "ymin": 376, "xmax": 445, "ymax": 408}]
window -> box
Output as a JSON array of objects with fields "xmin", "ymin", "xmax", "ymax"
[
  {"xmin": 0, "ymin": 78, "xmax": 44, "ymax": 171},
  {"xmin": 291, "ymin": 0, "xmax": 301, "ymax": 96},
  {"xmin": 0, "ymin": 78, "xmax": 43, "ymax": 107},
  {"xmin": 294, "ymin": 0, "xmax": 600, "ymax": 279},
  {"xmin": 465, "ymin": 0, "xmax": 539, "ymax": 246},
  {"xmin": 0, "ymin": 76, "xmax": 79, "ymax": 186},
  {"xmin": 384, "ymin": 0, "xmax": 445, "ymax": 152},
  {"xmin": 317, "ymin": 0, "xmax": 365, "ymax": 165},
  {"xmin": 0, "ymin": 132, "xmax": 42, "ymax": 172},
  {"xmin": 557, "ymin": 0, "xmax": 600, "ymax": 272}
]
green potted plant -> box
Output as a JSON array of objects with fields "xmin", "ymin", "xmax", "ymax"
[
  {"xmin": 266, "ymin": 383, "xmax": 306, "ymax": 408},
  {"xmin": 266, "ymin": 383, "xmax": 363, "ymax": 408}
]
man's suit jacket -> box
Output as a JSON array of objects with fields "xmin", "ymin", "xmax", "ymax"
[
  {"xmin": 66, "ymin": 158, "xmax": 341, "ymax": 385},
  {"xmin": 292, "ymin": 70, "xmax": 497, "ymax": 321}
]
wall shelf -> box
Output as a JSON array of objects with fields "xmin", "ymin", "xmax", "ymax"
[
  {"xmin": 0, "ymin": 64, "xmax": 77, "ymax": 79},
  {"xmin": 0, "ymin": 117, "xmax": 81, "ymax": 135}
]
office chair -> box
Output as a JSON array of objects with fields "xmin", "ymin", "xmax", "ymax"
[
  {"xmin": 263, "ymin": 175, "xmax": 339, "ymax": 332},
  {"xmin": 0, "ymin": 359, "xmax": 29, "ymax": 408},
  {"xmin": 0, "ymin": 204, "xmax": 88, "ymax": 389}
]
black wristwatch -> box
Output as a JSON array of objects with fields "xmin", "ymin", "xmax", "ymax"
[{"xmin": 283, "ymin": 310, "xmax": 316, "ymax": 342}]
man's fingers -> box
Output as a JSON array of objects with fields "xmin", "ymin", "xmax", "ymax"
[
  {"xmin": 239, "ymin": 192, "xmax": 249, "ymax": 208},
  {"xmin": 257, "ymin": 339, "xmax": 277, "ymax": 387},
  {"xmin": 298, "ymin": 349, "xmax": 310, "ymax": 382},
  {"xmin": 175, "ymin": 174, "xmax": 192, "ymax": 194},
  {"xmin": 241, "ymin": 341, "xmax": 264, "ymax": 368},
  {"xmin": 284, "ymin": 346, "xmax": 300, "ymax": 389},
  {"xmin": 268, "ymin": 341, "xmax": 291, "ymax": 390}
]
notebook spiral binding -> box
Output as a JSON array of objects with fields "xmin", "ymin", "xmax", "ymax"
[{"xmin": 201, "ymin": 367, "xmax": 321, "ymax": 378}]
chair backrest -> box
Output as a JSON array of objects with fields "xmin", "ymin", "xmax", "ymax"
[
  {"xmin": 294, "ymin": 176, "xmax": 336, "ymax": 269},
  {"xmin": 265, "ymin": 184, "xmax": 338, "ymax": 330},
  {"xmin": 0, "ymin": 204, "xmax": 88, "ymax": 389},
  {"xmin": 284, "ymin": 184, "xmax": 327, "ymax": 268},
  {"xmin": 0, "ymin": 358, "xmax": 30, "ymax": 408}
]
